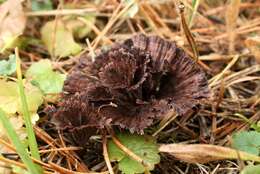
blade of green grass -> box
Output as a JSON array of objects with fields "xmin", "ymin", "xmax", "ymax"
[
  {"xmin": 15, "ymin": 48, "xmax": 41, "ymax": 163},
  {"xmin": 0, "ymin": 109, "xmax": 41, "ymax": 174},
  {"xmin": 189, "ymin": 0, "xmax": 200, "ymax": 28}
]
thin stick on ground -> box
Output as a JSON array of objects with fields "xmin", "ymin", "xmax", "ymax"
[
  {"xmin": 153, "ymin": 112, "xmax": 178, "ymax": 137},
  {"xmin": 48, "ymin": 161, "xmax": 108, "ymax": 174},
  {"xmin": 58, "ymin": 130, "xmax": 72, "ymax": 170},
  {"xmin": 0, "ymin": 139, "xmax": 15, "ymax": 152},
  {"xmin": 226, "ymin": 0, "xmax": 241, "ymax": 54},
  {"xmin": 209, "ymin": 55, "xmax": 240, "ymax": 87},
  {"xmin": 102, "ymin": 133, "xmax": 114, "ymax": 174},
  {"xmin": 108, "ymin": 127, "xmax": 150, "ymax": 169},
  {"xmin": 179, "ymin": 2, "xmax": 199, "ymax": 62},
  {"xmin": 0, "ymin": 152, "xmax": 53, "ymax": 173},
  {"xmin": 92, "ymin": 1, "xmax": 136, "ymax": 49}
]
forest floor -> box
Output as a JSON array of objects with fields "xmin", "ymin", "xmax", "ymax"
[{"xmin": 0, "ymin": 0, "xmax": 260, "ymax": 174}]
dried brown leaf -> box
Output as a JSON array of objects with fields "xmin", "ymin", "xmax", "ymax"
[
  {"xmin": 159, "ymin": 144, "xmax": 260, "ymax": 164},
  {"xmin": 0, "ymin": 0, "xmax": 26, "ymax": 52}
]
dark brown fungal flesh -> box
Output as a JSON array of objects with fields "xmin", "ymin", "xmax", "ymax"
[{"xmin": 51, "ymin": 34, "xmax": 209, "ymax": 144}]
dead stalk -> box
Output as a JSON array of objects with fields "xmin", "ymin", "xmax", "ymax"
[
  {"xmin": 102, "ymin": 134, "xmax": 114, "ymax": 174},
  {"xmin": 225, "ymin": 0, "xmax": 241, "ymax": 54},
  {"xmin": 179, "ymin": 3, "xmax": 199, "ymax": 62}
]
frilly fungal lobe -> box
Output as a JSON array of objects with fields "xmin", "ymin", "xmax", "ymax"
[{"xmin": 51, "ymin": 34, "xmax": 209, "ymax": 140}]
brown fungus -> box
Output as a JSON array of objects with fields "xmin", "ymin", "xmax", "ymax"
[{"xmin": 51, "ymin": 34, "xmax": 209, "ymax": 143}]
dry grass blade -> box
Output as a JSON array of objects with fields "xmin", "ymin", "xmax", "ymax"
[
  {"xmin": 0, "ymin": 155, "xmax": 26, "ymax": 170},
  {"xmin": 0, "ymin": 138, "xmax": 54, "ymax": 172},
  {"xmin": 25, "ymin": 8, "xmax": 96, "ymax": 16},
  {"xmin": 211, "ymin": 64, "xmax": 260, "ymax": 89},
  {"xmin": 49, "ymin": 162, "xmax": 108, "ymax": 174},
  {"xmin": 189, "ymin": 0, "xmax": 201, "ymax": 28},
  {"xmin": 245, "ymin": 37, "xmax": 260, "ymax": 63},
  {"xmin": 92, "ymin": 1, "xmax": 135, "ymax": 49},
  {"xmin": 34, "ymin": 126, "xmax": 89, "ymax": 172},
  {"xmin": 159, "ymin": 144, "xmax": 260, "ymax": 163},
  {"xmin": 225, "ymin": 0, "xmax": 241, "ymax": 53},
  {"xmin": 77, "ymin": 17, "xmax": 113, "ymax": 45},
  {"xmin": 153, "ymin": 111, "xmax": 178, "ymax": 137},
  {"xmin": 209, "ymin": 55, "xmax": 240, "ymax": 88},
  {"xmin": 179, "ymin": 3, "xmax": 199, "ymax": 62},
  {"xmin": 102, "ymin": 134, "xmax": 114, "ymax": 174}
]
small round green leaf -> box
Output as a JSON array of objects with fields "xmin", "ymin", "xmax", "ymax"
[
  {"xmin": 241, "ymin": 165, "xmax": 260, "ymax": 174},
  {"xmin": 26, "ymin": 59, "xmax": 66, "ymax": 94},
  {"xmin": 232, "ymin": 131, "xmax": 260, "ymax": 155},
  {"xmin": 0, "ymin": 54, "xmax": 16, "ymax": 76},
  {"xmin": 108, "ymin": 133, "xmax": 160, "ymax": 174},
  {"xmin": 41, "ymin": 20, "xmax": 82, "ymax": 57}
]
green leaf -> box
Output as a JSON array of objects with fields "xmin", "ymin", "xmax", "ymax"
[
  {"xmin": 0, "ymin": 79, "xmax": 42, "ymax": 160},
  {"xmin": 122, "ymin": 0, "xmax": 139, "ymax": 18},
  {"xmin": 0, "ymin": 109, "xmax": 41, "ymax": 174},
  {"xmin": 65, "ymin": 15, "xmax": 96, "ymax": 39},
  {"xmin": 0, "ymin": 80, "xmax": 19, "ymax": 114},
  {"xmin": 0, "ymin": 78, "xmax": 41, "ymax": 141},
  {"xmin": 0, "ymin": 115, "xmax": 26, "ymax": 140},
  {"xmin": 17, "ymin": 83, "xmax": 43, "ymax": 113},
  {"xmin": 108, "ymin": 133, "xmax": 160, "ymax": 174},
  {"xmin": 241, "ymin": 165, "xmax": 260, "ymax": 174},
  {"xmin": 26, "ymin": 59, "xmax": 66, "ymax": 94},
  {"xmin": 41, "ymin": 20, "xmax": 82, "ymax": 57},
  {"xmin": 119, "ymin": 157, "xmax": 147, "ymax": 174},
  {"xmin": 31, "ymin": 0, "xmax": 53, "ymax": 11},
  {"xmin": 0, "ymin": 54, "xmax": 16, "ymax": 76},
  {"xmin": 232, "ymin": 131, "xmax": 260, "ymax": 155},
  {"xmin": 0, "ymin": 80, "xmax": 43, "ymax": 115}
]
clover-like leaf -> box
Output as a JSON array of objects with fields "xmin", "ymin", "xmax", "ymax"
[
  {"xmin": 232, "ymin": 131, "xmax": 260, "ymax": 155},
  {"xmin": 0, "ymin": 80, "xmax": 43, "ymax": 115},
  {"xmin": 0, "ymin": 79, "xmax": 43, "ymax": 140},
  {"xmin": 26, "ymin": 59, "xmax": 66, "ymax": 94},
  {"xmin": 241, "ymin": 165, "xmax": 260, "ymax": 174},
  {"xmin": 41, "ymin": 20, "xmax": 82, "ymax": 57},
  {"xmin": 108, "ymin": 133, "xmax": 160, "ymax": 174},
  {"xmin": 0, "ymin": 80, "xmax": 19, "ymax": 114},
  {"xmin": 0, "ymin": 54, "xmax": 16, "ymax": 76}
]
